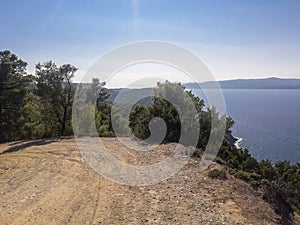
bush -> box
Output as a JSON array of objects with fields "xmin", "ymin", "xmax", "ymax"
[
  {"xmin": 192, "ymin": 148, "xmax": 203, "ymax": 158},
  {"xmin": 214, "ymin": 156, "xmax": 226, "ymax": 165},
  {"xmin": 208, "ymin": 169, "xmax": 227, "ymax": 180},
  {"xmin": 231, "ymin": 170, "xmax": 262, "ymax": 185},
  {"xmin": 129, "ymin": 104, "xmax": 152, "ymax": 139}
]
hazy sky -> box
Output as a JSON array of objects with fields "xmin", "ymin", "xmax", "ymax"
[{"xmin": 1, "ymin": 0, "xmax": 300, "ymax": 85}]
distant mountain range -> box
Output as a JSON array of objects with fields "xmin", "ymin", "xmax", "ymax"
[
  {"xmin": 184, "ymin": 77, "xmax": 300, "ymax": 89},
  {"xmin": 76, "ymin": 77, "xmax": 300, "ymax": 104},
  {"xmin": 108, "ymin": 88, "xmax": 153, "ymax": 105}
]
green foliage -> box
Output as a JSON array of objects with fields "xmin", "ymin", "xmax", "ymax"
[
  {"xmin": 259, "ymin": 159, "xmax": 276, "ymax": 181},
  {"xmin": 19, "ymin": 92, "xmax": 45, "ymax": 139},
  {"xmin": 73, "ymin": 78, "xmax": 113, "ymax": 137},
  {"xmin": 129, "ymin": 104, "xmax": 152, "ymax": 139},
  {"xmin": 85, "ymin": 78, "xmax": 107, "ymax": 104},
  {"xmin": 97, "ymin": 124, "xmax": 114, "ymax": 137},
  {"xmin": 74, "ymin": 103, "xmax": 98, "ymax": 136},
  {"xmin": 208, "ymin": 169, "xmax": 227, "ymax": 180},
  {"xmin": 0, "ymin": 50, "xmax": 32, "ymax": 142},
  {"xmin": 229, "ymin": 169, "xmax": 261, "ymax": 186},
  {"xmin": 92, "ymin": 79, "xmax": 113, "ymax": 136},
  {"xmin": 241, "ymin": 156, "xmax": 260, "ymax": 173},
  {"xmin": 129, "ymin": 81, "xmax": 229, "ymax": 149},
  {"xmin": 35, "ymin": 61, "xmax": 77, "ymax": 136},
  {"xmin": 110, "ymin": 104, "xmax": 131, "ymax": 136},
  {"xmin": 192, "ymin": 148, "xmax": 203, "ymax": 158},
  {"xmin": 226, "ymin": 117, "xmax": 235, "ymax": 131},
  {"xmin": 152, "ymin": 98, "xmax": 180, "ymax": 142}
]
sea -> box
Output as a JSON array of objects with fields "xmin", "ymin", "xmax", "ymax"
[{"xmin": 191, "ymin": 89, "xmax": 300, "ymax": 164}]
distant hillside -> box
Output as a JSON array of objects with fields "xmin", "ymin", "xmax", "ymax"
[
  {"xmin": 76, "ymin": 77, "xmax": 300, "ymax": 104},
  {"xmin": 108, "ymin": 88, "xmax": 153, "ymax": 105},
  {"xmin": 185, "ymin": 77, "xmax": 300, "ymax": 89}
]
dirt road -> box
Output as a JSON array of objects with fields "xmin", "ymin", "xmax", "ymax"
[{"xmin": 0, "ymin": 138, "xmax": 279, "ymax": 224}]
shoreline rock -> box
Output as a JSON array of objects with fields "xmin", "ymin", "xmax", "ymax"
[{"xmin": 225, "ymin": 131, "xmax": 239, "ymax": 148}]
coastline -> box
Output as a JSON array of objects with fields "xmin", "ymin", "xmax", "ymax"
[
  {"xmin": 225, "ymin": 131, "xmax": 242, "ymax": 149},
  {"xmin": 234, "ymin": 136, "xmax": 243, "ymax": 149}
]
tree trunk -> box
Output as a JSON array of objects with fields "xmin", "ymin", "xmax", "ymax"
[{"xmin": 60, "ymin": 106, "xmax": 67, "ymax": 136}]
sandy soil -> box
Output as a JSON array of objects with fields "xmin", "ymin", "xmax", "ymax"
[{"xmin": 0, "ymin": 138, "xmax": 280, "ymax": 225}]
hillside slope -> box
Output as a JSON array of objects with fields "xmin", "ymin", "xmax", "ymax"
[
  {"xmin": 0, "ymin": 138, "xmax": 280, "ymax": 225},
  {"xmin": 185, "ymin": 77, "xmax": 300, "ymax": 89}
]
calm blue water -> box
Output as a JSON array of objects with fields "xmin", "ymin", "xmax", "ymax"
[{"xmin": 192, "ymin": 89, "xmax": 300, "ymax": 163}]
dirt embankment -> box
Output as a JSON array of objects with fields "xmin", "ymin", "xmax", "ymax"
[{"xmin": 0, "ymin": 138, "xmax": 280, "ymax": 225}]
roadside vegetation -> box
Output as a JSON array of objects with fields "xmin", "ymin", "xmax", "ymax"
[{"xmin": 212, "ymin": 142, "xmax": 300, "ymax": 224}]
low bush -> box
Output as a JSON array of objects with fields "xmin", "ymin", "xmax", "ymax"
[
  {"xmin": 208, "ymin": 169, "xmax": 227, "ymax": 180},
  {"xmin": 192, "ymin": 148, "xmax": 203, "ymax": 158}
]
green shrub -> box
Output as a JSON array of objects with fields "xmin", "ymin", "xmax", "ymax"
[
  {"xmin": 192, "ymin": 148, "xmax": 203, "ymax": 158},
  {"xmin": 208, "ymin": 169, "xmax": 227, "ymax": 180},
  {"xmin": 231, "ymin": 170, "xmax": 262, "ymax": 184},
  {"xmin": 214, "ymin": 156, "xmax": 225, "ymax": 165}
]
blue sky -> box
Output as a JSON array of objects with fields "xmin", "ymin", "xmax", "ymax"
[{"xmin": 1, "ymin": 0, "xmax": 300, "ymax": 83}]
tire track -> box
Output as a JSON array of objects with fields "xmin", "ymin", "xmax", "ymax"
[{"xmin": 90, "ymin": 175, "xmax": 101, "ymax": 225}]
